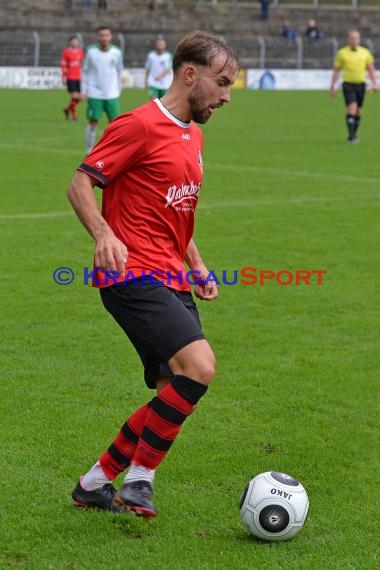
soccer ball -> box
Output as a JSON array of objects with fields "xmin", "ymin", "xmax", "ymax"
[{"xmin": 239, "ymin": 471, "xmax": 309, "ymax": 541}]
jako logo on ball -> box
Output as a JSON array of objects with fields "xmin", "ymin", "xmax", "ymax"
[{"xmin": 239, "ymin": 471, "xmax": 309, "ymax": 541}]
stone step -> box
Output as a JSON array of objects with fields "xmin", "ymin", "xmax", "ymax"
[
  {"xmin": 1, "ymin": 2, "xmax": 378, "ymax": 68},
  {"xmin": 1, "ymin": 3, "xmax": 380, "ymax": 33}
]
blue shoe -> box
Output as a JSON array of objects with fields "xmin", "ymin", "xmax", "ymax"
[{"xmin": 113, "ymin": 481, "xmax": 157, "ymax": 519}]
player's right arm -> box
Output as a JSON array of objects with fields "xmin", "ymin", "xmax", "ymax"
[
  {"xmin": 81, "ymin": 48, "xmax": 90, "ymax": 98},
  {"xmin": 144, "ymin": 52, "xmax": 151, "ymax": 89},
  {"xmin": 116, "ymin": 48, "xmax": 124, "ymax": 96},
  {"xmin": 60, "ymin": 49, "xmax": 68, "ymax": 85},
  {"xmin": 67, "ymin": 172, "xmax": 128, "ymax": 275},
  {"xmin": 330, "ymin": 65, "xmax": 341, "ymax": 98},
  {"xmin": 331, "ymin": 49, "xmax": 343, "ymax": 98}
]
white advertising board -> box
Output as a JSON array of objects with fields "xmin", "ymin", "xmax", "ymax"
[
  {"xmin": 247, "ymin": 69, "xmax": 333, "ymax": 90},
  {"xmin": 1, "ymin": 67, "xmax": 378, "ymax": 90},
  {"xmin": 247, "ymin": 69, "xmax": 380, "ymax": 90},
  {"xmin": 0, "ymin": 67, "xmax": 147, "ymax": 89},
  {"xmin": 0, "ymin": 67, "xmax": 62, "ymax": 88}
]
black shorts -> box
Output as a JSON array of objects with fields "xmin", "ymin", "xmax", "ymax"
[
  {"xmin": 342, "ymin": 82, "xmax": 366, "ymax": 108},
  {"xmin": 99, "ymin": 279, "xmax": 205, "ymax": 389},
  {"xmin": 67, "ymin": 79, "xmax": 81, "ymax": 94}
]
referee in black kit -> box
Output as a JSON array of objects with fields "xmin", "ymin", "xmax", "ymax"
[{"xmin": 330, "ymin": 30, "xmax": 377, "ymax": 143}]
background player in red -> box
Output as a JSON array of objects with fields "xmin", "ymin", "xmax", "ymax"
[
  {"xmin": 67, "ymin": 30, "xmax": 239, "ymax": 519},
  {"xmin": 61, "ymin": 36, "xmax": 84, "ymax": 121}
]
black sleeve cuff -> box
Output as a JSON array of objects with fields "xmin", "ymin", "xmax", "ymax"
[{"xmin": 78, "ymin": 163, "xmax": 109, "ymax": 189}]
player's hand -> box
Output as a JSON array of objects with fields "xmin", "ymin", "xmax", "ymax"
[
  {"xmin": 194, "ymin": 281, "xmax": 218, "ymax": 301},
  {"xmin": 370, "ymin": 84, "xmax": 378, "ymax": 93},
  {"xmin": 94, "ymin": 226, "xmax": 128, "ymax": 277},
  {"xmin": 192, "ymin": 265, "xmax": 218, "ymax": 301},
  {"xmin": 330, "ymin": 87, "xmax": 337, "ymax": 98}
]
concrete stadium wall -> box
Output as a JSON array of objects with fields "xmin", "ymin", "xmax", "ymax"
[{"xmin": 0, "ymin": 2, "xmax": 379, "ymax": 68}]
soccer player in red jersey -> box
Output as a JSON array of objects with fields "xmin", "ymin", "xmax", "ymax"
[
  {"xmin": 67, "ymin": 30, "xmax": 239, "ymax": 518},
  {"xmin": 61, "ymin": 36, "xmax": 84, "ymax": 121}
]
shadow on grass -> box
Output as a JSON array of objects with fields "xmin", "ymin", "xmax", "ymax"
[
  {"xmin": 233, "ymin": 528, "xmax": 289, "ymax": 548},
  {"xmin": 111, "ymin": 513, "xmax": 157, "ymax": 539}
]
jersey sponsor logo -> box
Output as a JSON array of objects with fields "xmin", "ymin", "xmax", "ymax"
[
  {"xmin": 182, "ymin": 133, "xmax": 190, "ymax": 140},
  {"xmin": 165, "ymin": 181, "xmax": 201, "ymax": 210},
  {"xmin": 96, "ymin": 160, "xmax": 104, "ymax": 169}
]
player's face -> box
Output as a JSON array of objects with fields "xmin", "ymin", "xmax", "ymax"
[
  {"xmin": 156, "ymin": 40, "xmax": 166, "ymax": 54},
  {"xmin": 348, "ymin": 31, "xmax": 360, "ymax": 49},
  {"xmin": 69, "ymin": 38, "xmax": 80, "ymax": 50},
  {"xmin": 188, "ymin": 54, "xmax": 238, "ymax": 124},
  {"xmin": 97, "ymin": 29, "xmax": 112, "ymax": 49}
]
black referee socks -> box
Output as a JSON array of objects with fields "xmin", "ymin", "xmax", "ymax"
[
  {"xmin": 346, "ymin": 114, "xmax": 357, "ymax": 140},
  {"xmin": 354, "ymin": 115, "xmax": 361, "ymax": 135}
]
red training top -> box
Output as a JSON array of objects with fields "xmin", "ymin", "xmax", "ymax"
[
  {"xmin": 60, "ymin": 47, "xmax": 84, "ymax": 81},
  {"xmin": 78, "ymin": 98, "xmax": 204, "ymax": 291}
]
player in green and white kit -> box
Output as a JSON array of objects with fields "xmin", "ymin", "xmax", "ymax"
[
  {"xmin": 145, "ymin": 38, "xmax": 173, "ymax": 99},
  {"xmin": 82, "ymin": 27, "xmax": 123, "ymax": 152}
]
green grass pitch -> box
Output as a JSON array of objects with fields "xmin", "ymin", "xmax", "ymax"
[{"xmin": 0, "ymin": 87, "xmax": 378, "ymax": 569}]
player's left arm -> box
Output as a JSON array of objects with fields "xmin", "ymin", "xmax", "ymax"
[
  {"xmin": 367, "ymin": 63, "xmax": 378, "ymax": 92},
  {"xmin": 156, "ymin": 54, "xmax": 173, "ymax": 81},
  {"xmin": 185, "ymin": 239, "xmax": 218, "ymax": 301},
  {"xmin": 157, "ymin": 68, "xmax": 172, "ymax": 79},
  {"xmin": 144, "ymin": 54, "xmax": 151, "ymax": 88},
  {"xmin": 117, "ymin": 50, "xmax": 124, "ymax": 95}
]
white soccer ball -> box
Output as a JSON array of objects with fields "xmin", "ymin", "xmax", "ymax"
[{"xmin": 239, "ymin": 471, "xmax": 309, "ymax": 541}]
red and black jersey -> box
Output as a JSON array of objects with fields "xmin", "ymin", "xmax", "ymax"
[
  {"xmin": 78, "ymin": 98, "xmax": 204, "ymax": 291},
  {"xmin": 61, "ymin": 47, "xmax": 84, "ymax": 81}
]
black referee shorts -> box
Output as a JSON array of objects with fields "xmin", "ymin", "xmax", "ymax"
[
  {"xmin": 99, "ymin": 278, "xmax": 205, "ymax": 389},
  {"xmin": 342, "ymin": 82, "xmax": 366, "ymax": 108},
  {"xmin": 66, "ymin": 79, "xmax": 81, "ymax": 94}
]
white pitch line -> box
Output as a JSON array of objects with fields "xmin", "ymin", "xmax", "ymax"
[
  {"xmin": 199, "ymin": 196, "xmax": 363, "ymax": 208},
  {"xmin": 0, "ymin": 142, "xmax": 81, "ymax": 156},
  {"xmin": 0, "ymin": 194, "xmax": 376, "ymax": 221},
  {"xmin": 0, "ymin": 211, "xmax": 74, "ymax": 221},
  {"xmin": 0, "ymin": 143, "xmax": 377, "ymax": 185},
  {"xmin": 207, "ymin": 162, "xmax": 379, "ymax": 185}
]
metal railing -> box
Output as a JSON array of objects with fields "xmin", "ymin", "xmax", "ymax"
[
  {"xmin": 229, "ymin": 1, "xmax": 377, "ymax": 5},
  {"xmin": 255, "ymin": 36, "xmax": 361, "ymax": 69},
  {"xmin": 32, "ymin": 31, "xmax": 40, "ymax": 67},
  {"xmin": 0, "ymin": 31, "xmax": 376, "ymax": 69}
]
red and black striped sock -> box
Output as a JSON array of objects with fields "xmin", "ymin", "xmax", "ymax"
[
  {"xmin": 131, "ymin": 375, "xmax": 208, "ymax": 470},
  {"xmin": 99, "ymin": 402, "xmax": 150, "ymax": 480},
  {"xmin": 69, "ymin": 98, "xmax": 78, "ymax": 112}
]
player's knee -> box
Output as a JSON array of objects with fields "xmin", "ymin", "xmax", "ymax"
[
  {"xmin": 199, "ymin": 363, "xmax": 216, "ymax": 385},
  {"xmin": 169, "ymin": 340, "xmax": 216, "ymax": 385},
  {"xmin": 173, "ymin": 356, "xmax": 216, "ymax": 385},
  {"xmin": 190, "ymin": 354, "xmax": 216, "ymax": 385}
]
